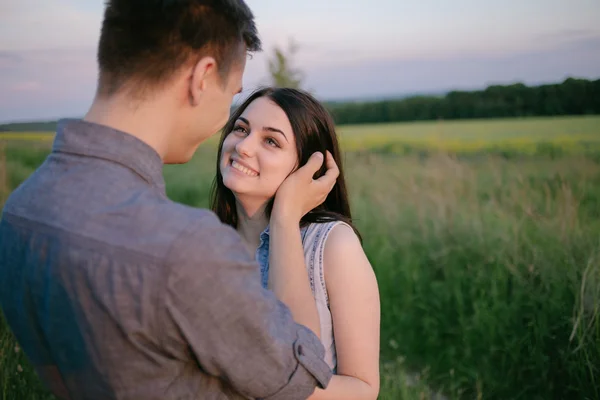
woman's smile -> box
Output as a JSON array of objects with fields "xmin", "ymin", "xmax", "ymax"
[{"xmin": 230, "ymin": 158, "xmax": 259, "ymax": 177}]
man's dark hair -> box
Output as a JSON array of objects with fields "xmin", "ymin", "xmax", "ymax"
[{"xmin": 97, "ymin": 0, "xmax": 261, "ymax": 97}]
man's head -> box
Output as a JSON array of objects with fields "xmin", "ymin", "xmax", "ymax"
[{"xmin": 96, "ymin": 0, "xmax": 261, "ymax": 163}]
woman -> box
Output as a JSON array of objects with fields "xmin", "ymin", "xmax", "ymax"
[{"xmin": 210, "ymin": 87, "xmax": 380, "ymax": 399}]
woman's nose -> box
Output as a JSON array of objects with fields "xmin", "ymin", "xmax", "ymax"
[{"xmin": 234, "ymin": 134, "xmax": 255, "ymax": 157}]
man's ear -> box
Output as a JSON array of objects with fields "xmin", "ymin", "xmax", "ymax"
[{"xmin": 189, "ymin": 56, "xmax": 217, "ymax": 106}]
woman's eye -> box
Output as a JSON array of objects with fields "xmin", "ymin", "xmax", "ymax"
[
  {"xmin": 233, "ymin": 126, "xmax": 247, "ymax": 134},
  {"xmin": 266, "ymin": 138, "xmax": 279, "ymax": 147}
]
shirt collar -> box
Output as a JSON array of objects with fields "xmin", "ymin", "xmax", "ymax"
[
  {"xmin": 259, "ymin": 226, "xmax": 270, "ymax": 242},
  {"xmin": 259, "ymin": 224, "xmax": 309, "ymax": 242},
  {"xmin": 52, "ymin": 118, "xmax": 166, "ymax": 191}
]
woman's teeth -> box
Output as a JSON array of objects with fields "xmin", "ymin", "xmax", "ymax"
[{"xmin": 231, "ymin": 160, "xmax": 258, "ymax": 177}]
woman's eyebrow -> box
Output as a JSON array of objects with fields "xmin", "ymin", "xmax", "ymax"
[
  {"xmin": 238, "ymin": 117, "xmax": 289, "ymax": 142},
  {"xmin": 263, "ymin": 126, "xmax": 288, "ymax": 142}
]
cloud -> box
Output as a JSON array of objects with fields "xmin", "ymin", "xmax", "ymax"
[
  {"xmin": 0, "ymin": 48, "xmax": 98, "ymax": 122},
  {"xmin": 0, "ymin": 51, "xmax": 23, "ymax": 69},
  {"xmin": 537, "ymin": 29, "xmax": 600, "ymax": 42},
  {"xmin": 0, "ymin": 0, "xmax": 101, "ymax": 52},
  {"xmin": 300, "ymin": 36, "xmax": 600, "ymax": 100},
  {"xmin": 2, "ymin": 15, "xmax": 599, "ymax": 122},
  {"xmin": 10, "ymin": 81, "xmax": 41, "ymax": 92}
]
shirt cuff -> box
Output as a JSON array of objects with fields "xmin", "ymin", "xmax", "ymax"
[{"xmin": 264, "ymin": 327, "xmax": 333, "ymax": 400}]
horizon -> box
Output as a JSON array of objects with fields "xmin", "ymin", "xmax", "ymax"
[
  {"xmin": 0, "ymin": 76, "xmax": 595, "ymax": 125},
  {"xmin": 1, "ymin": 0, "xmax": 600, "ymax": 123}
]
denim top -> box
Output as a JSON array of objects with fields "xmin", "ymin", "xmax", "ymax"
[
  {"xmin": 255, "ymin": 225, "xmax": 309, "ymax": 289},
  {"xmin": 256, "ymin": 221, "xmax": 349, "ymax": 372}
]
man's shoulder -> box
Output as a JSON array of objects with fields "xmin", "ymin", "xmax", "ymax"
[
  {"xmin": 2, "ymin": 185, "xmax": 240, "ymax": 268},
  {"xmin": 152, "ymin": 199, "xmax": 217, "ymax": 232},
  {"xmin": 159, "ymin": 202, "xmax": 256, "ymax": 293},
  {"xmin": 146, "ymin": 200, "xmax": 236, "ymax": 248},
  {"xmin": 156, "ymin": 200, "xmax": 246, "ymax": 263},
  {"xmin": 156, "ymin": 199, "xmax": 230, "ymax": 234}
]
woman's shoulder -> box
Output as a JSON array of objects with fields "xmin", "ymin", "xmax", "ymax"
[
  {"xmin": 303, "ymin": 220, "xmax": 360, "ymax": 250},
  {"xmin": 304, "ymin": 220, "xmax": 354, "ymax": 233},
  {"xmin": 320, "ymin": 222, "xmax": 374, "ymax": 289}
]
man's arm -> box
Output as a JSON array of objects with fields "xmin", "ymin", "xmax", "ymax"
[{"xmin": 163, "ymin": 213, "xmax": 332, "ymax": 399}]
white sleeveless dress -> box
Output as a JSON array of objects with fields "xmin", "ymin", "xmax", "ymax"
[
  {"xmin": 257, "ymin": 220, "xmax": 350, "ymax": 372},
  {"xmin": 301, "ymin": 221, "xmax": 348, "ymax": 372}
]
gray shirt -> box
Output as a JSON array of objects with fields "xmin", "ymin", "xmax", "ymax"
[{"xmin": 0, "ymin": 119, "xmax": 332, "ymax": 400}]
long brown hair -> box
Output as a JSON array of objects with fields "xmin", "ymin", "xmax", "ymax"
[{"xmin": 209, "ymin": 87, "xmax": 361, "ymax": 241}]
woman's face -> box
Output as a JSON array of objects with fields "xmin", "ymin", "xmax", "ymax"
[{"xmin": 220, "ymin": 96, "xmax": 299, "ymax": 203}]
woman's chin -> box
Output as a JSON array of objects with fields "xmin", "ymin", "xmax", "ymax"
[
  {"xmin": 223, "ymin": 180, "xmax": 250, "ymax": 197},
  {"xmin": 223, "ymin": 181, "xmax": 240, "ymax": 194}
]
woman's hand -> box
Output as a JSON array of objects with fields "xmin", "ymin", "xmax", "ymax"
[
  {"xmin": 271, "ymin": 151, "xmax": 339, "ymax": 224},
  {"xmin": 267, "ymin": 151, "xmax": 338, "ymax": 339}
]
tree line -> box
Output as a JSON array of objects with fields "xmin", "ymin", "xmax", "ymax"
[
  {"xmin": 324, "ymin": 78, "xmax": 600, "ymax": 125},
  {"xmin": 0, "ymin": 121, "xmax": 58, "ymax": 132},
  {"xmin": 1, "ymin": 77, "xmax": 598, "ymax": 132}
]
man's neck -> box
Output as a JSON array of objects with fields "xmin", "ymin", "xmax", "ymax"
[{"xmin": 84, "ymin": 93, "xmax": 175, "ymax": 161}]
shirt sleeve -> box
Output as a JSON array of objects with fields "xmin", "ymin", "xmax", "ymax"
[{"xmin": 163, "ymin": 212, "xmax": 332, "ymax": 399}]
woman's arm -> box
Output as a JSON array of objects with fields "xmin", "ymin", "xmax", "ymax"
[
  {"xmin": 266, "ymin": 152, "xmax": 340, "ymax": 338},
  {"xmin": 268, "ymin": 217, "xmax": 321, "ymax": 338},
  {"xmin": 309, "ymin": 224, "xmax": 381, "ymax": 400}
]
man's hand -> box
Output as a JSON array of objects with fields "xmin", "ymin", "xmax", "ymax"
[{"xmin": 272, "ymin": 151, "xmax": 340, "ymax": 224}]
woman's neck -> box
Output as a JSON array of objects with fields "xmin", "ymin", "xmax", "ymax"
[{"xmin": 235, "ymin": 198, "xmax": 270, "ymax": 255}]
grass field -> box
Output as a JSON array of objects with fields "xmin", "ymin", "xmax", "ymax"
[
  {"xmin": 0, "ymin": 133, "xmax": 54, "ymax": 142},
  {"xmin": 338, "ymin": 116, "xmax": 600, "ymax": 157},
  {"xmin": 4, "ymin": 115, "xmax": 600, "ymax": 156},
  {"xmin": 1, "ymin": 115, "xmax": 600, "ymax": 399}
]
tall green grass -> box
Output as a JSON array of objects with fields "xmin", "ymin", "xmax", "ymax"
[
  {"xmin": 0, "ymin": 144, "xmax": 7, "ymax": 209},
  {"xmin": 348, "ymin": 151, "xmax": 599, "ymax": 399},
  {"xmin": 338, "ymin": 115, "xmax": 600, "ymax": 155},
  {"xmin": 0, "ymin": 142, "xmax": 58, "ymax": 400},
  {"xmin": 1, "ymin": 117, "xmax": 600, "ymax": 399}
]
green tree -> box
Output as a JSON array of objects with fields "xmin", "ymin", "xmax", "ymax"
[
  {"xmin": 324, "ymin": 77, "xmax": 600, "ymax": 125},
  {"xmin": 267, "ymin": 39, "xmax": 304, "ymax": 89}
]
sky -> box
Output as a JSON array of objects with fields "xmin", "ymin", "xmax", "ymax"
[{"xmin": 1, "ymin": 0, "xmax": 599, "ymax": 123}]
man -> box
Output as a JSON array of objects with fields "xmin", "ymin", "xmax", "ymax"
[{"xmin": 0, "ymin": 1, "xmax": 337, "ymax": 399}]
